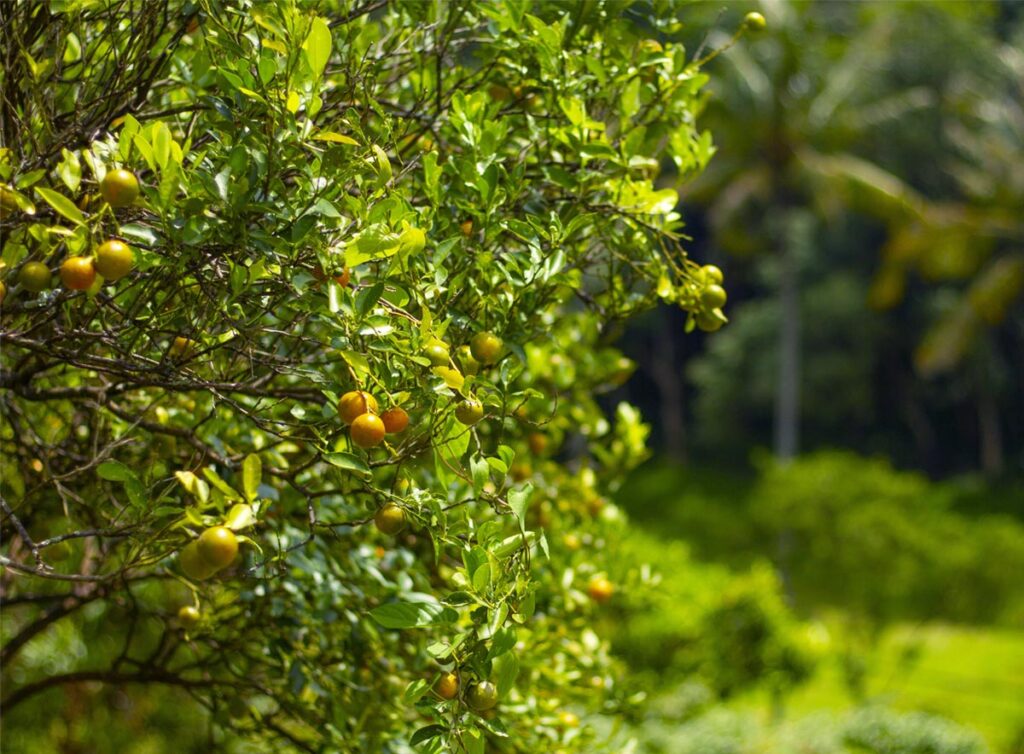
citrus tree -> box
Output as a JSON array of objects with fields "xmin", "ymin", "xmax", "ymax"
[{"xmin": 0, "ymin": 1, "xmax": 748, "ymax": 750}]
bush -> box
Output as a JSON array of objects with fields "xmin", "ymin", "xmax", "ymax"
[{"xmin": 751, "ymin": 451, "xmax": 1024, "ymax": 625}]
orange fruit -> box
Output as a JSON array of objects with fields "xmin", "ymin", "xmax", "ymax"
[
  {"xmin": 60, "ymin": 256, "xmax": 96, "ymax": 290},
  {"xmin": 380, "ymin": 407, "xmax": 409, "ymax": 434},
  {"xmin": 100, "ymin": 169, "xmax": 140, "ymax": 208},
  {"xmin": 338, "ymin": 391, "xmax": 378, "ymax": 424},
  {"xmin": 587, "ymin": 575, "xmax": 614, "ymax": 604},
  {"xmin": 436, "ymin": 672, "xmax": 459, "ymax": 700},
  {"xmin": 197, "ymin": 526, "xmax": 238, "ymax": 571},
  {"xmin": 94, "ymin": 240, "xmax": 134, "ymax": 281},
  {"xmin": 351, "ymin": 413, "xmax": 386, "ymax": 448}
]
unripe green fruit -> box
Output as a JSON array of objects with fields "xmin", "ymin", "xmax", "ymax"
[
  {"xmin": 374, "ymin": 503, "xmax": 406, "ymax": 534},
  {"xmin": 469, "ymin": 332, "xmax": 503, "ymax": 365},
  {"xmin": 696, "ymin": 309, "xmax": 727, "ymax": 333},
  {"xmin": 424, "ymin": 340, "xmax": 450, "ymax": 367},
  {"xmin": 197, "ymin": 526, "xmax": 238, "ymax": 570},
  {"xmin": 455, "ymin": 397, "xmax": 484, "ymax": 425},
  {"xmin": 702, "ymin": 264, "xmax": 723, "ymax": 285},
  {"xmin": 466, "ymin": 681, "xmax": 499, "ymax": 711},
  {"xmin": 178, "ymin": 605, "xmax": 201, "ymax": 628},
  {"xmin": 700, "ymin": 284, "xmax": 727, "ymax": 309},
  {"xmin": 744, "ymin": 11, "xmax": 767, "ymax": 32},
  {"xmin": 19, "ymin": 262, "xmax": 51, "ymax": 292}
]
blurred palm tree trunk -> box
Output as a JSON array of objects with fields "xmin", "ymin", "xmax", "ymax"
[
  {"xmin": 775, "ymin": 214, "xmax": 802, "ymax": 462},
  {"xmin": 653, "ymin": 310, "xmax": 687, "ymax": 462}
]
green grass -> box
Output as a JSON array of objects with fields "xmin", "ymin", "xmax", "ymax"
[{"xmin": 736, "ymin": 623, "xmax": 1024, "ymax": 753}]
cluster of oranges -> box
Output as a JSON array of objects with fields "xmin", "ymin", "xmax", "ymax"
[{"xmin": 8, "ymin": 169, "xmax": 138, "ymax": 298}]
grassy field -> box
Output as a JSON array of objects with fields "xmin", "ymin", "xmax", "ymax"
[{"xmin": 736, "ymin": 623, "xmax": 1024, "ymax": 752}]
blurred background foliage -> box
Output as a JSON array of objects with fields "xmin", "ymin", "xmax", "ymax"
[{"xmin": 602, "ymin": 0, "xmax": 1024, "ymax": 752}]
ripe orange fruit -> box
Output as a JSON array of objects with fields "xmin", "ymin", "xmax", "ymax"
[
  {"xmin": 178, "ymin": 605, "xmax": 201, "ymax": 628},
  {"xmin": 100, "ymin": 169, "xmax": 140, "ymax": 208},
  {"xmin": 469, "ymin": 332, "xmax": 503, "ymax": 365},
  {"xmin": 94, "ymin": 240, "xmax": 134, "ymax": 281},
  {"xmin": 351, "ymin": 413, "xmax": 386, "ymax": 448},
  {"xmin": 587, "ymin": 575, "xmax": 614, "ymax": 604},
  {"xmin": 466, "ymin": 681, "xmax": 499, "ymax": 711},
  {"xmin": 60, "ymin": 256, "xmax": 96, "ymax": 290},
  {"xmin": 436, "ymin": 672, "xmax": 459, "ymax": 700},
  {"xmin": 314, "ymin": 264, "xmax": 349, "ymax": 287},
  {"xmin": 454, "ymin": 397, "xmax": 484, "ymax": 426},
  {"xmin": 380, "ymin": 407, "xmax": 409, "ymax": 434},
  {"xmin": 338, "ymin": 391, "xmax": 378, "ymax": 424},
  {"xmin": 459, "ymin": 219, "xmax": 473, "ymax": 237},
  {"xmin": 374, "ymin": 503, "xmax": 406, "ymax": 534},
  {"xmin": 179, "ymin": 541, "xmax": 215, "ymax": 580},
  {"xmin": 528, "ymin": 432, "xmax": 548, "ymax": 455},
  {"xmin": 197, "ymin": 526, "xmax": 239, "ymax": 571},
  {"xmin": 18, "ymin": 262, "xmax": 51, "ymax": 292}
]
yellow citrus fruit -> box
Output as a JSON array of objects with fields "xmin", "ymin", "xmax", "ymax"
[
  {"xmin": 94, "ymin": 240, "xmax": 134, "ymax": 281},
  {"xmin": 351, "ymin": 413, "xmax": 386, "ymax": 448},
  {"xmin": 177, "ymin": 605, "xmax": 201, "ymax": 628},
  {"xmin": 469, "ymin": 332, "xmax": 503, "ymax": 365},
  {"xmin": 338, "ymin": 391, "xmax": 378, "ymax": 424},
  {"xmin": 374, "ymin": 503, "xmax": 406, "ymax": 534},
  {"xmin": 744, "ymin": 11, "xmax": 767, "ymax": 31},
  {"xmin": 100, "ymin": 169, "xmax": 140, "ymax": 208},
  {"xmin": 197, "ymin": 526, "xmax": 239, "ymax": 571},
  {"xmin": 587, "ymin": 575, "xmax": 614, "ymax": 603},
  {"xmin": 454, "ymin": 397, "xmax": 484, "ymax": 426}
]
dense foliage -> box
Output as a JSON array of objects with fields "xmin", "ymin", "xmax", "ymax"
[{"xmin": 0, "ymin": 1, "xmax": 756, "ymax": 751}]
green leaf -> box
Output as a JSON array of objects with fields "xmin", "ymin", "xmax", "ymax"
[
  {"xmin": 410, "ymin": 725, "xmax": 446, "ymax": 745},
  {"xmin": 323, "ymin": 452, "xmax": 371, "ymax": 475},
  {"xmin": 34, "ymin": 187, "xmax": 84, "ymax": 225},
  {"xmin": 370, "ymin": 599, "xmax": 457, "ymax": 629},
  {"xmin": 97, "ymin": 461, "xmax": 133, "ymax": 482},
  {"xmin": 507, "ymin": 483, "xmax": 532, "ymax": 535},
  {"xmin": 314, "ymin": 131, "xmax": 359, "ymax": 145},
  {"xmin": 493, "ymin": 651, "xmax": 519, "ymax": 696},
  {"xmin": 404, "ymin": 679, "xmax": 431, "ymax": 704},
  {"xmin": 303, "ymin": 16, "xmax": 332, "ymax": 79},
  {"xmin": 242, "ymin": 454, "xmax": 262, "ymax": 502}
]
